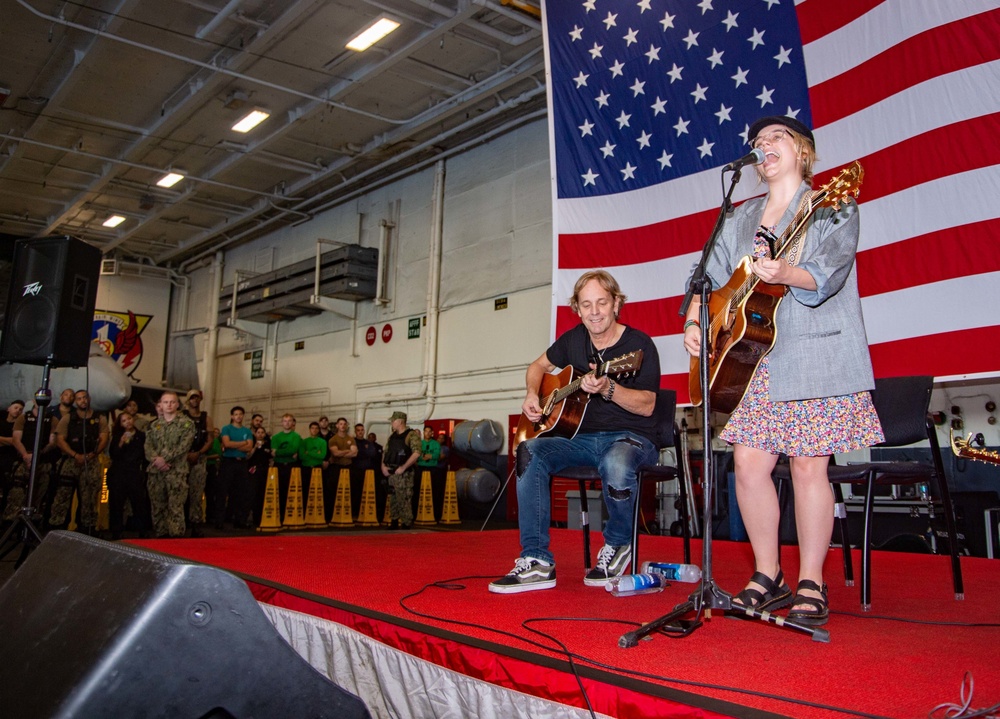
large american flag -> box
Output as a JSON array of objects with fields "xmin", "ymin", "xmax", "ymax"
[{"xmin": 544, "ymin": 0, "xmax": 1000, "ymax": 403}]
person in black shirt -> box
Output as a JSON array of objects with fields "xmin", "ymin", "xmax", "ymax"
[
  {"xmin": 107, "ymin": 411, "xmax": 150, "ymax": 539},
  {"xmin": 490, "ymin": 270, "xmax": 661, "ymax": 594}
]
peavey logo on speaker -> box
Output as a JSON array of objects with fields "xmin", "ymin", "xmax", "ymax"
[
  {"xmin": 22, "ymin": 282, "xmax": 42, "ymax": 296},
  {"xmin": 93, "ymin": 310, "xmax": 152, "ymax": 378}
]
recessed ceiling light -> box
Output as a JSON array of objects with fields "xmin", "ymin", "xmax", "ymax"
[
  {"xmin": 231, "ymin": 109, "xmax": 270, "ymax": 133},
  {"xmin": 102, "ymin": 214, "xmax": 126, "ymax": 228},
  {"xmin": 346, "ymin": 17, "xmax": 400, "ymax": 51},
  {"xmin": 156, "ymin": 172, "xmax": 184, "ymax": 188}
]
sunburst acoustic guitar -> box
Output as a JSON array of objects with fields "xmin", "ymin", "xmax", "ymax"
[{"xmin": 512, "ymin": 351, "xmax": 643, "ymax": 454}]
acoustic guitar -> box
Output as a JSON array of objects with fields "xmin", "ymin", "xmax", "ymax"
[
  {"xmin": 512, "ymin": 351, "xmax": 643, "ymax": 453},
  {"xmin": 951, "ymin": 430, "xmax": 1000, "ymax": 466},
  {"xmin": 689, "ymin": 162, "xmax": 865, "ymax": 414}
]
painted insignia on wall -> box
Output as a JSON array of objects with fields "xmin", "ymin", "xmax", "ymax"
[{"xmin": 92, "ymin": 310, "xmax": 152, "ymax": 377}]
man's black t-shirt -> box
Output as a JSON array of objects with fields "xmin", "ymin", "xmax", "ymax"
[{"xmin": 546, "ymin": 324, "xmax": 661, "ymax": 443}]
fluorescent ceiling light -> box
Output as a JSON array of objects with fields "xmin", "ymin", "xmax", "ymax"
[
  {"xmin": 156, "ymin": 172, "xmax": 184, "ymax": 188},
  {"xmin": 102, "ymin": 214, "xmax": 126, "ymax": 228},
  {"xmin": 231, "ymin": 109, "xmax": 270, "ymax": 133},
  {"xmin": 346, "ymin": 18, "xmax": 400, "ymax": 51}
]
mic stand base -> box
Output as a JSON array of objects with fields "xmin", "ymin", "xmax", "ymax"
[
  {"xmin": 0, "ymin": 510, "xmax": 45, "ymax": 569},
  {"xmin": 619, "ymin": 580, "xmax": 830, "ymax": 646},
  {"xmin": 0, "ymin": 360, "xmax": 55, "ymax": 569}
]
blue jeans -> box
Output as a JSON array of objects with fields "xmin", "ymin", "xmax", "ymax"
[{"xmin": 515, "ymin": 431, "xmax": 657, "ymax": 564}]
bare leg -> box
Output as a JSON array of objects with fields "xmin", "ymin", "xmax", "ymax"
[
  {"xmin": 733, "ymin": 443, "xmax": 781, "ymax": 596},
  {"xmin": 789, "ymin": 455, "xmax": 833, "ymax": 608}
]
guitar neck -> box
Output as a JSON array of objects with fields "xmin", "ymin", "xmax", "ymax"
[{"xmin": 550, "ymin": 365, "xmax": 606, "ymax": 404}]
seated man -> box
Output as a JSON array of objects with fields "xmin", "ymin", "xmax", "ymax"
[{"xmin": 490, "ymin": 270, "xmax": 660, "ymax": 593}]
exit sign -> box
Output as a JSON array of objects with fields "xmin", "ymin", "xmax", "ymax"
[{"xmin": 495, "ymin": 297, "xmax": 508, "ymax": 310}]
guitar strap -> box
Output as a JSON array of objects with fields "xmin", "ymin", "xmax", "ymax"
[{"xmin": 781, "ymin": 189, "xmax": 818, "ymax": 268}]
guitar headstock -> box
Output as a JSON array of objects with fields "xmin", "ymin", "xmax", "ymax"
[
  {"xmin": 818, "ymin": 161, "xmax": 864, "ymax": 211},
  {"xmin": 596, "ymin": 350, "xmax": 644, "ymax": 378}
]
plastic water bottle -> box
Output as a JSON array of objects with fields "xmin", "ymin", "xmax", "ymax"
[
  {"xmin": 605, "ymin": 573, "xmax": 666, "ymax": 597},
  {"xmin": 640, "ymin": 561, "xmax": 702, "ymax": 583}
]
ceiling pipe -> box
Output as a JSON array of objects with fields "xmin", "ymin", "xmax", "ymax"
[
  {"xmin": 2, "ymin": 135, "xmax": 291, "ymax": 200},
  {"xmin": 0, "ymin": 0, "xmax": 131, "ymax": 179},
  {"xmin": 176, "ymin": 89, "xmax": 545, "ymax": 269},
  {"xmin": 14, "ymin": 0, "xmax": 407, "ymax": 125},
  {"xmin": 493, "ymin": 0, "xmax": 542, "ymax": 23},
  {"xmin": 421, "ymin": 159, "xmax": 446, "ymax": 423},
  {"xmin": 196, "ymin": 0, "xmax": 245, "ymax": 39}
]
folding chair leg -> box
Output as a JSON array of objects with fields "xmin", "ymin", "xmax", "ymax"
[
  {"xmin": 579, "ymin": 479, "xmax": 591, "ymax": 569},
  {"xmin": 832, "ymin": 483, "xmax": 854, "ymax": 587},
  {"xmin": 776, "ymin": 476, "xmax": 790, "ymax": 560},
  {"xmin": 676, "ymin": 463, "xmax": 691, "ymax": 564},
  {"xmin": 630, "ymin": 484, "xmax": 641, "ymax": 575},
  {"xmin": 861, "ymin": 474, "xmax": 875, "ymax": 611},
  {"xmin": 926, "ymin": 418, "xmax": 965, "ymax": 600}
]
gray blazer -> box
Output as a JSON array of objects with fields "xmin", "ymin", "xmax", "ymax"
[{"xmin": 702, "ymin": 182, "xmax": 875, "ymax": 402}]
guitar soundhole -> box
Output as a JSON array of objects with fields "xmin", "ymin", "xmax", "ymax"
[{"xmin": 749, "ymin": 310, "xmax": 772, "ymax": 328}]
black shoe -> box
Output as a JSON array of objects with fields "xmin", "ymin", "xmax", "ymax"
[
  {"xmin": 787, "ymin": 580, "xmax": 829, "ymax": 626},
  {"xmin": 731, "ymin": 570, "xmax": 794, "ymax": 613},
  {"xmin": 388, "ymin": 520, "xmax": 399, "ymax": 530}
]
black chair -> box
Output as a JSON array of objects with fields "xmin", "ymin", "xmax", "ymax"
[
  {"xmin": 554, "ymin": 389, "xmax": 691, "ymax": 575},
  {"xmin": 774, "ymin": 375, "xmax": 964, "ymax": 610}
]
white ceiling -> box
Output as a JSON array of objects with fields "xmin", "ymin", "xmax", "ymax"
[{"xmin": 0, "ymin": 0, "xmax": 546, "ymax": 268}]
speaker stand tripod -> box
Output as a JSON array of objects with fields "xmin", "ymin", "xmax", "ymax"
[
  {"xmin": 619, "ymin": 168, "xmax": 830, "ymax": 646},
  {"xmin": 0, "ymin": 361, "xmax": 54, "ymax": 568}
]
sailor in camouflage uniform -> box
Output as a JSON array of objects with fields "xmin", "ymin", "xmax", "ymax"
[
  {"xmin": 380, "ymin": 411, "xmax": 422, "ymax": 529},
  {"xmin": 51, "ymin": 390, "xmax": 109, "ymax": 533},
  {"xmin": 144, "ymin": 391, "xmax": 196, "ymax": 538},
  {"xmin": 182, "ymin": 389, "xmax": 213, "ymax": 536},
  {"xmin": 2, "ymin": 402, "xmax": 57, "ymax": 522}
]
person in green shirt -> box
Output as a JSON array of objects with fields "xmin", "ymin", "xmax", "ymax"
[
  {"xmin": 417, "ymin": 425, "xmax": 443, "ymax": 518},
  {"xmin": 270, "ymin": 413, "xmax": 302, "ymax": 517},
  {"xmin": 300, "ymin": 422, "xmax": 329, "ymax": 507}
]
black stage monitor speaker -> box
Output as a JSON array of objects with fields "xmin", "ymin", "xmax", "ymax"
[
  {"xmin": 0, "ymin": 236, "xmax": 101, "ymax": 367},
  {"xmin": 0, "ymin": 531, "xmax": 371, "ymax": 719}
]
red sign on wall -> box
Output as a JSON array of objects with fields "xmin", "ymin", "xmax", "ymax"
[
  {"xmin": 365, "ymin": 326, "xmax": 377, "ymax": 346},
  {"xmin": 381, "ymin": 324, "xmax": 393, "ymax": 343}
]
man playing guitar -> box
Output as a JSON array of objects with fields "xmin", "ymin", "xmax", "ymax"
[{"xmin": 490, "ymin": 270, "xmax": 661, "ymax": 593}]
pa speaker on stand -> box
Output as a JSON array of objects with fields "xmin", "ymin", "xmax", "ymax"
[
  {"xmin": 0, "ymin": 236, "xmax": 101, "ymax": 566},
  {"xmin": 0, "ymin": 235, "xmax": 101, "ymax": 367}
]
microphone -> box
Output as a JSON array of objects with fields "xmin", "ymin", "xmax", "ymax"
[{"xmin": 722, "ymin": 147, "xmax": 765, "ymax": 172}]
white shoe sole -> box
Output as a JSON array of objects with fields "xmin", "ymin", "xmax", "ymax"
[{"xmin": 488, "ymin": 578, "xmax": 556, "ymax": 594}]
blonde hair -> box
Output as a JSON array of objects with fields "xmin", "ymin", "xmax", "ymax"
[
  {"xmin": 754, "ymin": 129, "xmax": 817, "ymax": 187},
  {"xmin": 569, "ymin": 270, "xmax": 627, "ymax": 316}
]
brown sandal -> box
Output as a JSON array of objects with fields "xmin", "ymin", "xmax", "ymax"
[
  {"xmin": 731, "ymin": 569, "xmax": 793, "ymax": 612},
  {"xmin": 787, "ymin": 579, "xmax": 829, "ymax": 626}
]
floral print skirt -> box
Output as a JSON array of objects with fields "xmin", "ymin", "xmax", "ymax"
[{"xmin": 719, "ymin": 356, "xmax": 885, "ymax": 457}]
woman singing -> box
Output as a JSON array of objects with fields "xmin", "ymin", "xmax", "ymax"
[{"xmin": 683, "ymin": 115, "xmax": 884, "ymax": 625}]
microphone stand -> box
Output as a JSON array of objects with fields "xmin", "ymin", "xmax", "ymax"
[
  {"xmin": 0, "ymin": 359, "xmax": 53, "ymax": 568},
  {"xmin": 619, "ymin": 167, "xmax": 830, "ymax": 645}
]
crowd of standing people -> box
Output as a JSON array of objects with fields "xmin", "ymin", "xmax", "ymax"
[{"xmin": 0, "ymin": 388, "xmax": 454, "ymax": 541}]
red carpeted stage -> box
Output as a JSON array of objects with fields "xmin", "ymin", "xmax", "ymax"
[{"xmin": 130, "ymin": 529, "xmax": 1000, "ymax": 718}]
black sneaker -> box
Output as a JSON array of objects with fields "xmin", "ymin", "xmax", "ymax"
[
  {"xmin": 584, "ymin": 544, "xmax": 632, "ymax": 586},
  {"xmin": 489, "ymin": 557, "xmax": 556, "ymax": 594}
]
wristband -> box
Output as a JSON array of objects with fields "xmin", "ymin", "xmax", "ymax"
[
  {"xmin": 603, "ymin": 378, "xmax": 616, "ymax": 402},
  {"xmin": 683, "ymin": 319, "xmax": 700, "ymax": 330}
]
